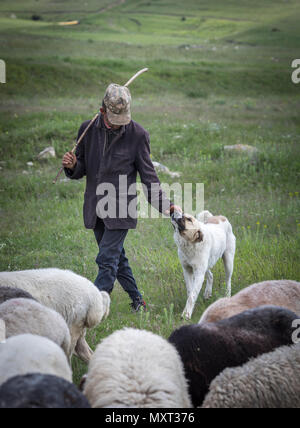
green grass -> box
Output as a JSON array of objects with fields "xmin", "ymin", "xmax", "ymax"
[
  {"xmin": 0, "ymin": 0, "xmax": 300, "ymax": 385},
  {"xmin": 0, "ymin": 0, "xmax": 114, "ymax": 20}
]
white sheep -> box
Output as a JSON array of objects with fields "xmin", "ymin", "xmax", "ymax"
[
  {"xmin": 83, "ymin": 328, "xmax": 192, "ymax": 408},
  {"xmin": 0, "ymin": 268, "xmax": 111, "ymax": 363},
  {"xmin": 202, "ymin": 343, "xmax": 300, "ymax": 408},
  {"xmin": 0, "ymin": 298, "xmax": 71, "ymax": 361},
  {"xmin": 0, "ymin": 334, "xmax": 72, "ymax": 386},
  {"xmin": 199, "ymin": 280, "xmax": 300, "ymax": 323},
  {"xmin": 0, "ymin": 319, "xmax": 5, "ymax": 342}
]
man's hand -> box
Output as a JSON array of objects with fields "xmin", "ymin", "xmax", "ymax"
[
  {"xmin": 166, "ymin": 205, "xmax": 183, "ymax": 216},
  {"xmin": 62, "ymin": 152, "xmax": 77, "ymax": 170}
]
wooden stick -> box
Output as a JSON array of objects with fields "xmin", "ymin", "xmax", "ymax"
[
  {"xmin": 124, "ymin": 68, "xmax": 148, "ymax": 87},
  {"xmin": 53, "ymin": 113, "xmax": 99, "ymax": 184}
]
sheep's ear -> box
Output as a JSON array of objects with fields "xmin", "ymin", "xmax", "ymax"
[{"xmin": 194, "ymin": 230, "xmax": 204, "ymax": 243}]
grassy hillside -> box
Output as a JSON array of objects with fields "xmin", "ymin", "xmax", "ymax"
[{"xmin": 0, "ymin": 0, "xmax": 299, "ymax": 383}]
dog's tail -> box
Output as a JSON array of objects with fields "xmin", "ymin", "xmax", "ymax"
[{"xmin": 197, "ymin": 211, "xmax": 214, "ymax": 223}]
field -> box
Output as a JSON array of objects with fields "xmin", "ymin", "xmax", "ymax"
[{"xmin": 0, "ymin": 0, "xmax": 299, "ymax": 383}]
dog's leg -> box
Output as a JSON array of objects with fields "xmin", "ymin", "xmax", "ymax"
[
  {"xmin": 182, "ymin": 265, "xmax": 193, "ymax": 297},
  {"xmin": 204, "ymin": 269, "xmax": 213, "ymax": 300},
  {"xmin": 223, "ymin": 231, "xmax": 236, "ymax": 297},
  {"xmin": 182, "ymin": 270, "xmax": 205, "ymax": 320},
  {"xmin": 223, "ymin": 251, "xmax": 234, "ymax": 297}
]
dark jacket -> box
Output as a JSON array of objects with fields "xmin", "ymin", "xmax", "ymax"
[{"xmin": 65, "ymin": 114, "xmax": 172, "ymax": 230}]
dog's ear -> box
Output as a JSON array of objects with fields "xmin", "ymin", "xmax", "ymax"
[{"xmin": 193, "ymin": 230, "xmax": 204, "ymax": 243}]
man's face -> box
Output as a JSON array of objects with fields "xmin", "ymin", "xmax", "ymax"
[{"xmin": 100, "ymin": 108, "xmax": 122, "ymax": 130}]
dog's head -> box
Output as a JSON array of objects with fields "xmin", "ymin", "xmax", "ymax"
[{"xmin": 171, "ymin": 212, "xmax": 204, "ymax": 244}]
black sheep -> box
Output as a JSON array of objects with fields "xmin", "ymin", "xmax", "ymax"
[
  {"xmin": 169, "ymin": 305, "xmax": 299, "ymax": 407},
  {"xmin": 0, "ymin": 374, "xmax": 91, "ymax": 408},
  {"xmin": 0, "ymin": 286, "xmax": 36, "ymax": 305}
]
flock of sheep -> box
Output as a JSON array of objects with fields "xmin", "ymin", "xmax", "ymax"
[{"xmin": 0, "ymin": 268, "xmax": 299, "ymax": 408}]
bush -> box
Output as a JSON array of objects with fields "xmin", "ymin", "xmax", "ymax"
[{"xmin": 31, "ymin": 15, "xmax": 42, "ymax": 21}]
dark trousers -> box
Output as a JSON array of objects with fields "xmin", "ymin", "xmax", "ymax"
[{"xmin": 93, "ymin": 217, "xmax": 142, "ymax": 302}]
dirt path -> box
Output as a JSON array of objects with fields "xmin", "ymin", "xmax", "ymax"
[{"xmin": 0, "ymin": 0, "xmax": 126, "ymax": 16}]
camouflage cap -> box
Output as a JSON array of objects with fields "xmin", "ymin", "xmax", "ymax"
[{"xmin": 103, "ymin": 83, "xmax": 132, "ymax": 126}]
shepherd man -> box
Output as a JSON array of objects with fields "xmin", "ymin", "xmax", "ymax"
[{"xmin": 63, "ymin": 83, "xmax": 181, "ymax": 312}]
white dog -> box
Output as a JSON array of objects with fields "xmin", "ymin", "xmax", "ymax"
[{"xmin": 172, "ymin": 210, "xmax": 236, "ymax": 320}]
